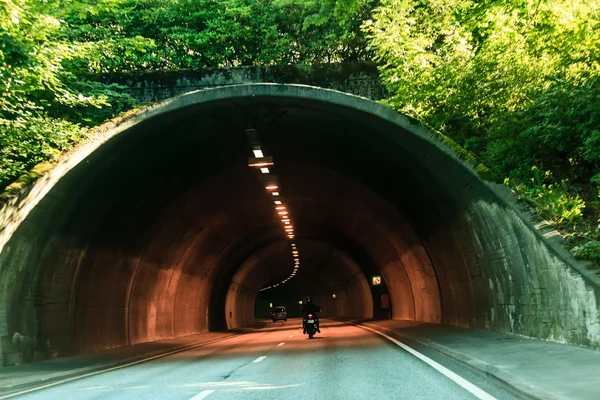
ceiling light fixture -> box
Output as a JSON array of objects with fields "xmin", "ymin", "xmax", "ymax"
[
  {"xmin": 248, "ymin": 161, "xmax": 273, "ymax": 168},
  {"xmin": 253, "ymin": 149, "xmax": 264, "ymax": 158},
  {"xmin": 245, "ymin": 130, "xmax": 303, "ymax": 292}
]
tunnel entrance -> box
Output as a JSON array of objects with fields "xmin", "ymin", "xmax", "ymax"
[{"xmin": 1, "ymin": 84, "xmax": 598, "ymax": 365}]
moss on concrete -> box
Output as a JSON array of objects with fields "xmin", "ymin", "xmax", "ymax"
[{"xmin": 0, "ymin": 163, "xmax": 55, "ymax": 205}]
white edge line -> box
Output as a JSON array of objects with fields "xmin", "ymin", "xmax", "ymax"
[
  {"xmin": 347, "ymin": 322, "xmax": 497, "ymax": 400},
  {"xmin": 253, "ymin": 356, "xmax": 267, "ymax": 363},
  {"xmin": 277, "ymin": 342, "xmax": 285, "ymax": 346},
  {"xmin": 190, "ymin": 389, "xmax": 215, "ymax": 400},
  {"xmin": 0, "ymin": 334, "xmax": 243, "ymax": 400}
]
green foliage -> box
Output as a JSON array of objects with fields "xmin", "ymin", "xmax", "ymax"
[
  {"xmin": 485, "ymin": 65, "xmax": 600, "ymax": 188},
  {"xmin": 0, "ymin": 0, "xmax": 137, "ymax": 191},
  {"xmin": 510, "ymin": 176, "xmax": 585, "ymax": 225},
  {"xmin": 367, "ymin": 0, "xmax": 600, "ymax": 265},
  {"xmin": 64, "ymin": 0, "xmax": 377, "ymax": 72},
  {"xmin": 0, "ymin": 116, "xmax": 86, "ymax": 186},
  {"xmin": 571, "ymin": 241, "xmax": 600, "ymax": 265}
]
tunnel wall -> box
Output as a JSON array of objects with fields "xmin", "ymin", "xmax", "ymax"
[
  {"xmin": 321, "ymin": 250, "xmax": 374, "ymax": 319},
  {"xmin": 1, "ymin": 83, "xmax": 599, "ymax": 366},
  {"xmin": 225, "ymin": 255, "xmax": 266, "ymax": 329},
  {"xmin": 283, "ymin": 169, "xmax": 441, "ymax": 323},
  {"xmin": 93, "ymin": 62, "xmax": 387, "ymax": 104}
]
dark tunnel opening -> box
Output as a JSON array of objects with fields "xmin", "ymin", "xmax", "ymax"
[{"xmin": 2, "ymin": 84, "xmax": 597, "ymax": 364}]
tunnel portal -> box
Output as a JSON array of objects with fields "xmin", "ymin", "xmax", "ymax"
[{"xmin": 0, "ymin": 84, "xmax": 598, "ymax": 365}]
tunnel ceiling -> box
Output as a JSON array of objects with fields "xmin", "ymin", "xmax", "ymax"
[{"xmin": 1, "ymin": 84, "xmax": 598, "ymax": 362}]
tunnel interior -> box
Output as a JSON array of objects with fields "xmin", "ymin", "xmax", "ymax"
[
  {"xmin": 2, "ymin": 85, "xmax": 597, "ymax": 363},
  {"xmin": 64, "ymin": 96, "xmax": 447, "ymax": 353}
]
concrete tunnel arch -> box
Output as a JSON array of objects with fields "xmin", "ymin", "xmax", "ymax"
[{"xmin": 0, "ymin": 83, "xmax": 599, "ymax": 364}]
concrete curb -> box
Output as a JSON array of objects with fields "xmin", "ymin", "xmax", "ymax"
[
  {"xmin": 0, "ymin": 332, "xmax": 243, "ymax": 399},
  {"xmin": 354, "ymin": 321, "xmax": 565, "ymax": 400}
]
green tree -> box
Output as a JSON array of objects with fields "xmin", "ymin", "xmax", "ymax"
[
  {"xmin": 366, "ymin": 0, "xmax": 600, "ymax": 261},
  {"xmin": 63, "ymin": 0, "xmax": 377, "ymax": 72},
  {"xmin": 0, "ymin": 0, "xmax": 133, "ymax": 191}
]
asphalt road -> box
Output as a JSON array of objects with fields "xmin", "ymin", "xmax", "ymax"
[{"xmin": 8, "ymin": 320, "xmax": 520, "ymax": 400}]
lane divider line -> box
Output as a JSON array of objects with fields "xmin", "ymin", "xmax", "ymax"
[
  {"xmin": 190, "ymin": 389, "xmax": 214, "ymax": 400},
  {"xmin": 0, "ymin": 333, "xmax": 246, "ymax": 400},
  {"xmin": 253, "ymin": 356, "xmax": 267, "ymax": 363},
  {"xmin": 348, "ymin": 322, "xmax": 497, "ymax": 400},
  {"xmin": 277, "ymin": 342, "xmax": 285, "ymax": 346}
]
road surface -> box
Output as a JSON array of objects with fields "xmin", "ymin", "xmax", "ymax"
[{"xmin": 5, "ymin": 319, "xmax": 519, "ymax": 400}]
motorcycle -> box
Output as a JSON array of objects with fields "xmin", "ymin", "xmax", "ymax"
[{"xmin": 304, "ymin": 313, "xmax": 318, "ymax": 339}]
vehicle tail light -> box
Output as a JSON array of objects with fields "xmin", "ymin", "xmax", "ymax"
[{"xmin": 308, "ymin": 314, "xmax": 313, "ymax": 318}]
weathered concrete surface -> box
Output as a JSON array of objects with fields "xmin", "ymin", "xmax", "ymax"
[
  {"xmin": 0, "ymin": 83, "xmax": 598, "ymax": 366},
  {"xmin": 93, "ymin": 62, "xmax": 386, "ymax": 103}
]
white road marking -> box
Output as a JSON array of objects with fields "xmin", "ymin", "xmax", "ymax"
[
  {"xmin": 253, "ymin": 356, "xmax": 267, "ymax": 363},
  {"xmin": 350, "ymin": 323, "xmax": 497, "ymax": 400},
  {"xmin": 289, "ymin": 335, "xmax": 294, "ymax": 337},
  {"xmin": 78, "ymin": 386, "xmax": 105, "ymax": 390},
  {"xmin": 123, "ymin": 386, "xmax": 151, "ymax": 389},
  {"xmin": 221, "ymin": 383, "xmax": 304, "ymax": 392},
  {"xmin": 241, "ymin": 385, "xmax": 291, "ymax": 390},
  {"xmin": 0, "ymin": 334, "xmax": 243, "ymax": 400},
  {"xmin": 277, "ymin": 342, "xmax": 285, "ymax": 346},
  {"xmin": 178, "ymin": 382, "xmax": 252, "ymax": 388},
  {"xmin": 189, "ymin": 389, "xmax": 214, "ymax": 400}
]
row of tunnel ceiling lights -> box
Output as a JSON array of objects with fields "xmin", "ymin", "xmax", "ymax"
[{"xmin": 245, "ymin": 129, "xmax": 300, "ymax": 292}]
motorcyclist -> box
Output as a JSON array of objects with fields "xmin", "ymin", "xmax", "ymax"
[{"xmin": 301, "ymin": 296, "xmax": 321, "ymax": 333}]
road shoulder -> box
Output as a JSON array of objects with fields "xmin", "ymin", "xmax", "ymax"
[
  {"xmin": 0, "ymin": 331, "xmax": 242, "ymax": 398},
  {"xmin": 347, "ymin": 319, "xmax": 599, "ymax": 400}
]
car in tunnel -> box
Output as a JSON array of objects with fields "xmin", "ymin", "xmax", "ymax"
[{"xmin": 271, "ymin": 306, "xmax": 287, "ymax": 322}]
